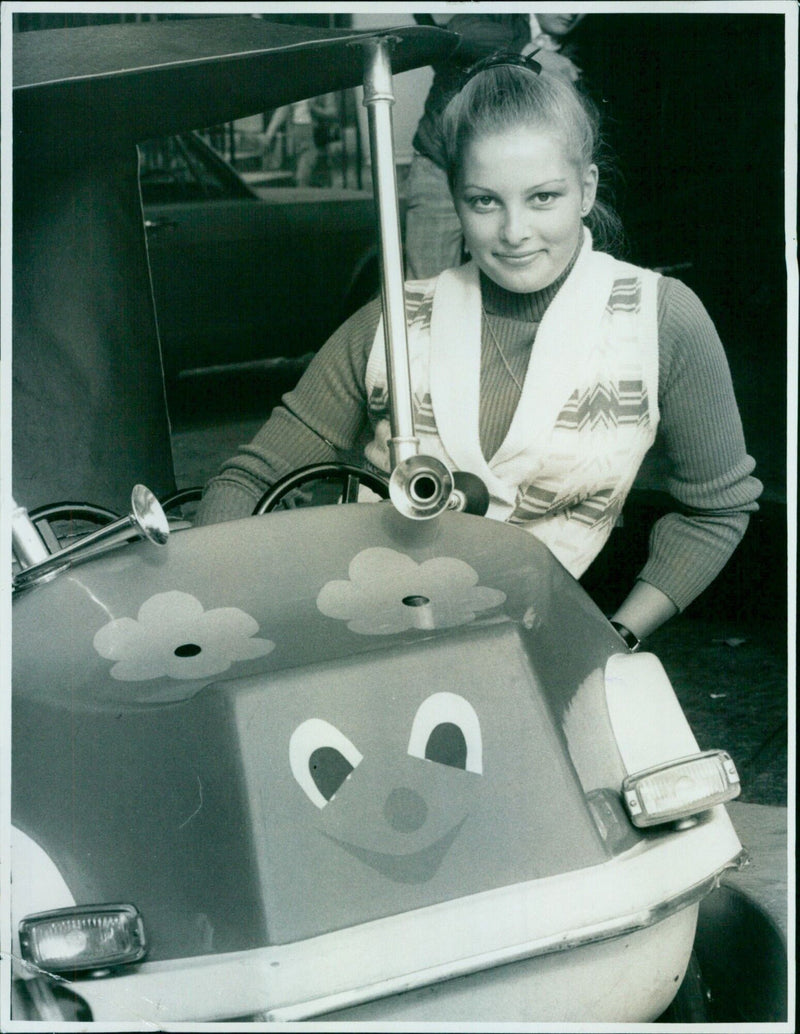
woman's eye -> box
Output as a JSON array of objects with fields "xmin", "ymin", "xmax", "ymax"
[
  {"xmin": 531, "ymin": 192, "xmax": 556, "ymax": 206},
  {"xmin": 408, "ymin": 692, "xmax": 483, "ymax": 774},
  {"xmin": 290, "ymin": 718, "xmax": 363, "ymax": 808},
  {"xmin": 469, "ymin": 195, "xmax": 497, "ymax": 211}
]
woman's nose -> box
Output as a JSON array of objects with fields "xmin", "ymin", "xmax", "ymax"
[{"xmin": 500, "ymin": 205, "xmax": 532, "ymax": 246}]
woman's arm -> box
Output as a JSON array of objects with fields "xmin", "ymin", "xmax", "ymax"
[
  {"xmin": 195, "ymin": 298, "xmax": 382, "ymax": 525},
  {"xmin": 612, "ymin": 278, "xmax": 762, "ymax": 640},
  {"xmin": 610, "ymin": 582, "xmax": 678, "ymax": 643}
]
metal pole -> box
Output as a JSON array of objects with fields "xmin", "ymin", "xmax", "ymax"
[
  {"xmin": 359, "ymin": 37, "xmax": 454, "ymax": 521},
  {"xmin": 361, "ymin": 37, "xmax": 418, "ymax": 469},
  {"xmin": 11, "ymin": 501, "xmax": 51, "ymax": 568}
]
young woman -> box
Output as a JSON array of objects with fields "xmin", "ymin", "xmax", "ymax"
[
  {"xmin": 405, "ymin": 13, "xmax": 585, "ymax": 280},
  {"xmin": 196, "ymin": 57, "xmax": 761, "ymax": 647}
]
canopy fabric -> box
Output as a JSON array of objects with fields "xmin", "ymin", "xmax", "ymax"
[
  {"xmin": 14, "ymin": 17, "xmax": 458, "ymax": 149},
  {"xmin": 11, "ymin": 17, "xmax": 457, "ymax": 513}
]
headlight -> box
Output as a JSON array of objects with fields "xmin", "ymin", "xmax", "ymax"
[
  {"xmin": 19, "ymin": 904, "xmax": 146, "ymax": 974},
  {"xmin": 622, "ymin": 750, "xmax": 740, "ymax": 828}
]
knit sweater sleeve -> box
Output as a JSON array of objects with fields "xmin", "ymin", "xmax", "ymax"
[
  {"xmin": 636, "ymin": 277, "xmax": 762, "ymax": 610},
  {"xmin": 194, "ymin": 297, "xmax": 381, "ymax": 526}
]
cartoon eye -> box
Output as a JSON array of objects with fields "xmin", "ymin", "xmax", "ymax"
[
  {"xmin": 289, "ymin": 719, "xmax": 363, "ymax": 809},
  {"xmin": 407, "ymin": 692, "xmax": 483, "ymax": 774}
]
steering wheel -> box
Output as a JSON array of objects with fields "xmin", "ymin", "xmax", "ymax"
[
  {"xmin": 159, "ymin": 486, "xmax": 204, "ymax": 518},
  {"xmin": 253, "ymin": 463, "xmax": 390, "ymax": 515},
  {"xmin": 29, "ymin": 502, "xmax": 120, "ymax": 525}
]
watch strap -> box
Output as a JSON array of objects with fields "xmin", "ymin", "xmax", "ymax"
[{"xmin": 610, "ymin": 620, "xmax": 641, "ymax": 652}]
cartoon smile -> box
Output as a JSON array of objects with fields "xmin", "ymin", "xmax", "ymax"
[
  {"xmin": 290, "ymin": 690, "xmax": 485, "ymax": 884},
  {"xmin": 323, "ymin": 815, "xmax": 468, "ymax": 883}
]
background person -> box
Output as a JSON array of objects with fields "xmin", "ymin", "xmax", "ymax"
[
  {"xmin": 196, "ymin": 59, "xmax": 761, "ymax": 647},
  {"xmin": 263, "ymin": 96, "xmax": 338, "ymax": 187},
  {"xmin": 405, "ymin": 13, "xmax": 585, "ymax": 279}
]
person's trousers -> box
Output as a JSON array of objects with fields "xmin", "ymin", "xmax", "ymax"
[{"xmin": 404, "ymin": 152, "xmax": 465, "ymax": 280}]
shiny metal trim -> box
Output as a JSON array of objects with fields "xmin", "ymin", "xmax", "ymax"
[
  {"xmin": 13, "ymin": 485, "xmax": 169, "ymax": 591},
  {"xmin": 267, "ymin": 854, "xmax": 746, "ymax": 1021},
  {"xmin": 58, "ymin": 839, "xmax": 746, "ymax": 1024},
  {"xmin": 359, "ymin": 37, "xmax": 454, "ymax": 520},
  {"xmin": 622, "ymin": 748, "xmax": 742, "ymax": 827},
  {"xmin": 11, "ymin": 501, "xmax": 52, "ymax": 567},
  {"xmin": 388, "ymin": 454, "xmax": 454, "ymax": 520},
  {"xmin": 361, "ymin": 36, "xmax": 418, "ymax": 467}
]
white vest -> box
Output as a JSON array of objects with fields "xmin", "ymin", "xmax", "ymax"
[{"xmin": 365, "ymin": 234, "xmax": 660, "ymax": 578}]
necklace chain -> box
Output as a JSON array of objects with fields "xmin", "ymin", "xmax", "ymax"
[{"xmin": 482, "ymin": 306, "xmax": 525, "ymax": 394}]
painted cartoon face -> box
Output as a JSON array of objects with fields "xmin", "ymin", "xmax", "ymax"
[
  {"xmin": 235, "ymin": 624, "xmax": 606, "ymax": 944},
  {"xmin": 290, "ymin": 691, "xmax": 482, "ymax": 883},
  {"xmin": 454, "ymin": 127, "xmax": 597, "ymax": 294}
]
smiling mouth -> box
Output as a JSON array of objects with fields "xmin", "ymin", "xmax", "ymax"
[
  {"xmin": 495, "ymin": 251, "xmax": 541, "ymax": 265},
  {"xmin": 322, "ymin": 816, "xmax": 467, "ymax": 883}
]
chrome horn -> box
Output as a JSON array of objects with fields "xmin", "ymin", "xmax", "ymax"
[
  {"xmin": 361, "ymin": 36, "xmax": 463, "ymax": 521},
  {"xmin": 389, "ymin": 454, "xmax": 454, "ymax": 520},
  {"xmin": 12, "ymin": 484, "xmax": 169, "ymax": 591}
]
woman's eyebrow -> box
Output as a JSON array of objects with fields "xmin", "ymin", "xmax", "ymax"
[
  {"xmin": 462, "ymin": 178, "xmax": 569, "ymax": 191},
  {"xmin": 527, "ymin": 178, "xmax": 568, "ymax": 190}
]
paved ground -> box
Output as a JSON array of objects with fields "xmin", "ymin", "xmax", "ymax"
[{"xmin": 725, "ymin": 802, "xmax": 789, "ymax": 941}]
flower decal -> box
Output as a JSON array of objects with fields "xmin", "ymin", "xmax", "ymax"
[
  {"xmin": 317, "ymin": 547, "xmax": 506, "ymax": 635},
  {"xmin": 93, "ymin": 591, "xmax": 274, "ymax": 681}
]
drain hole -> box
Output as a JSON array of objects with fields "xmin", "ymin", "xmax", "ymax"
[
  {"xmin": 402, "ymin": 595, "xmax": 431, "ymax": 608},
  {"xmin": 174, "ymin": 643, "xmax": 202, "ymax": 657}
]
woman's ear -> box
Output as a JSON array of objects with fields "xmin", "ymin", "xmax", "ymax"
[{"xmin": 581, "ymin": 163, "xmax": 599, "ymax": 213}]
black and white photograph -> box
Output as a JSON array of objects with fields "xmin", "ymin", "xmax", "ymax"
[{"xmin": 0, "ymin": 2, "xmax": 795, "ymax": 1027}]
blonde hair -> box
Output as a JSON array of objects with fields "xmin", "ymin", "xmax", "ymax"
[{"xmin": 441, "ymin": 64, "xmax": 624, "ymax": 255}]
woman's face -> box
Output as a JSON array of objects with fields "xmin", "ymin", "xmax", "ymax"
[{"xmin": 454, "ymin": 126, "xmax": 597, "ymax": 294}]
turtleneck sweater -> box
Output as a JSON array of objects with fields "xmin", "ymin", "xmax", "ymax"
[
  {"xmin": 196, "ymin": 268, "xmax": 761, "ymax": 612},
  {"xmin": 478, "ymin": 264, "xmax": 571, "ymax": 458}
]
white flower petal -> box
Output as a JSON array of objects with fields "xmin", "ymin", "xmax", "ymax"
[
  {"xmin": 195, "ymin": 606, "xmax": 260, "ymax": 639},
  {"xmin": 317, "ymin": 579, "xmax": 367, "ymax": 619},
  {"xmin": 94, "ymin": 591, "xmax": 275, "ymax": 682},
  {"xmin": 418, "ymin": 556, "xmax": 480, "ymax": 592},
  {"xmin": 111, "ymin": 651, "xmax": 178, "ymax": 681},
  {"xmin": 93, "ymin": 617, "xmax": 147, "ymax": 660},
  {"xmin": 165, "ymin": 648, "xmax": 234, "ymax": 681},
  {"xmin": 348, "ymin": 547, "xmax": 417, "ymax": 586},
  {"xmin": 137, "ymin": 590, "xmax": 204, "ymax": 630},
  {"xmin": 317, "ymin": 548, "xmax": 506, "ymax": 636}
]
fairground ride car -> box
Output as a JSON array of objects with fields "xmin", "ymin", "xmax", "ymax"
[
  {"xmin": 5, "ymin": 15, "xmax": 756, "ymax": 1025},
  {"xmin": 139, "ymin": 132, "xmax": 379, "ymax": 385}
]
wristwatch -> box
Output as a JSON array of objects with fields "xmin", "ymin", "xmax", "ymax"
[{"xmin": 610, "ymin": 620, "xmax": 641, "ymax": 653}]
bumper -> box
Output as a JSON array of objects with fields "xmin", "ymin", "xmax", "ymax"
[{"xmin": 14, "ymin": 806, "xmax": 742, "ymax": 1023}]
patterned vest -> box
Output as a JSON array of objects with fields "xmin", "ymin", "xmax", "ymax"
[{"xmin": 365, "ymin": 235, "xmax": 660, "ymax": 578}]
